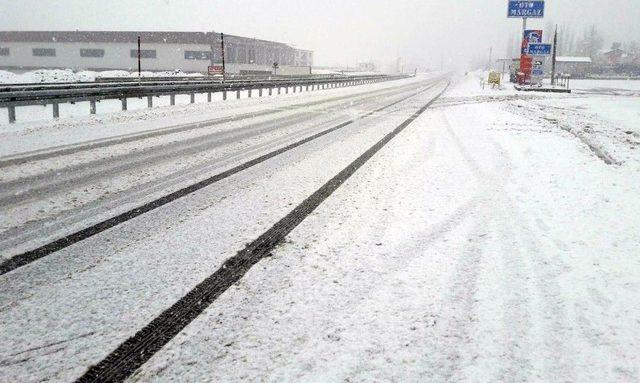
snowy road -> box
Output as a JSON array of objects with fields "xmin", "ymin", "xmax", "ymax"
[
  {"xmin": 0, "ymin": 76, "xmax": 439, "ymax": 261},
  {"xmin": 1, "ymin": 73, "xmax": 639, "ymax": 382}
]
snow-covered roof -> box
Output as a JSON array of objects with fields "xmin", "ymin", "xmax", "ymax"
[{"xmin": 557, "ymin": 56, "xmax": 592, "ymax": 63}]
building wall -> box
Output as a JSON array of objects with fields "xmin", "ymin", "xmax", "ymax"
[
  {"xmin": 0, "ymin": 35, "xmax": 313, "ymax": 74},
  {"xmin": 0, "ymin": 41, "xmax": 214, "ymax": 72}
]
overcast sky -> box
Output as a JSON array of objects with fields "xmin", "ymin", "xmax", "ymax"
[{"xmin": 1, "ymin": 0, "xmax": 639, "ymax": 70}]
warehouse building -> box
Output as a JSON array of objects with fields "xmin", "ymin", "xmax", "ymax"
[{"xmin": 0, "ymin": 31, "xmax": 313, "ymax": 75}]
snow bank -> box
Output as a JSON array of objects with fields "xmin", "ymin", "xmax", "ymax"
[{"xmin": 0, "ymin": 69, "xmax": 204, "ymax": 84}]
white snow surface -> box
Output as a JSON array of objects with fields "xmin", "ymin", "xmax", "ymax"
[
  {"xmin": 125, "ymin": 75, "xmax": 640, "ymax": 382},
  {"xmin": 0, "ymin": 69, "xmax": 202, "ymax": 84},
  {"xmin": 0, "ymin": 75, "xmax": 422, "ymax": 155},
  {"xmin": 1, "ymin": 73, "xmax": 640, "ymax": 382}
]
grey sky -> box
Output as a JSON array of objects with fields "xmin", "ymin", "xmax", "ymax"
[{"xmin": 1, "ymin": 0, "xmax": 638, "ymax": 70}]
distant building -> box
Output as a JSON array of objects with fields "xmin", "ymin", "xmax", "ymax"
[
  {"xmin": 600, "ymin": 48, "xmax": 627, "ymax": 66},
  {"xmin": 0, "ymin": 31, "xmax": 313, "ymax": 75},
  {"xmin": 554, "ymin": 56, "xmax": 592, "ymax": 77},
  {"xmin": 357, "ymin": 62, "xmax": 376, "ymax": 72}
]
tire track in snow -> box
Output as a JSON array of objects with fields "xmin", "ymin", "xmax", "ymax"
[
  {"xmin": 0, "ymin": 80, "xmax": 443, "ymax": 275},
  {"xmin": 73, "ymin": 82, "xmax": 450, "ymax": 383},
  {"xmin": 425, "ymin": 111, "xmax": 531, "ymax": 381}
]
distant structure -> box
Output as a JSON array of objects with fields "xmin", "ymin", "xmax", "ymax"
[
  {"xmin": 554, "ymin": 56, "xmax": 592, "ymax": 78},
  {"xmin": 357, "ymin": 62, "xmax": 376, "ymax": 72},
  {"xmin": 0, "ymin": 31, "xmax": 313, "ymax": 75}
]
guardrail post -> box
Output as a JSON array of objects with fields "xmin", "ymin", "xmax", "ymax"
[
  {"xmin": 223, "ymin": 91, "xmax": 227, "ymax": 101},
  {"xmin": 236, "ymin": 90, "xmax": 241, "ymax": 99},
  {"xmin": 269, "ymin": 88, "xmax": 273, "ymax": 96},
  {"xmin": 299, "ymin": 85, "xmax": 303, "ymax": 92},
  {"xmin": 8, "ymin": 106, "xmax": 16, "ymax": 124},
  {"xmin": 170, "ymin": 94, "xmax": 176, "ymax": 105},
  {"xmin": 293, "ymin": 86, "xmax": 297, "ymax": 93},
  {"xmin": 207, "ymin": 92, "xmax": 212, "ymax": 102},
  {"xmin": 306, "ymin": 85, "xmax": 309, "ymax": 91},
  {"xmin": 259, "ymin": 88, "xmax": 263, "ymax": 97},
  {"xmin": 90, "ymin": 100, "xmax": 97, "ymax": 114},
  {"xmin": 52, "ymin": 103, "xmax": 60, "ymax": 118},
  {"xmin": 248, "ymin": 89, "xmax": 252, "ymax": 98},
  {"xmin": 285, "ymin": 86, "xmax": 289, "ymax": 94},
  {"xmin": 121, "ymin": 98, "xmax": 127, "ymax": 111},
  {"xmin": 278, "ymin": 87, "xmax": 281, "ymax": 95},
  {"xmin": 147, "ymin": 96, "xmax": 153, "ymax": 108},
  {"xmin": 190, "ymin": 93, "xmax": 195, "ymax": 104}
]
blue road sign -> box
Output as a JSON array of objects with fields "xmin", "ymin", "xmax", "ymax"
[
  {"xmin": 524, "ymin": 30, "xmax": 543, "ymax": 44},
  {"xmin": 532, "ymin": 69, "xmax": 544, "ymax": 76},
  {"xmin": 528, "ymin": 43, "xmax": 552, "ymax": 55},
  {"xmin": 508, "ymin": 1, "xmax": 545, "ymax": 18}
]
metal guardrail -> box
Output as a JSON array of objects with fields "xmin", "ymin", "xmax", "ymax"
[
  {"xmin": 0, "ymin": 74, "xmax": 406, "ymax": 123},
  {"xmin": 0, "ymin": 74, "xmax": 356, "ymax": 92}
]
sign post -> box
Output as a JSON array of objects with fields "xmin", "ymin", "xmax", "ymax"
[{"xmin": 508, "ymin": 1, "xmax": 545, "ymax": 85}]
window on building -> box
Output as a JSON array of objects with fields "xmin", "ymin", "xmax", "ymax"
[
  {"xmin": 33, "ymin": 48, "xmax": 56, "ymax": 57},
  {"xmin": 0, "ymin": 47, "xmax": 9, "ymax": 56},
  {"xmin": 130, "ymin": 49, "xmax": 157, "ymax": 59},
  {"xmin": 80, "ymin": 49, "xmax": 105, "ymax": 58},
  {"xmin": 184, "ymin": 51, "xmax": 211, "ymax": 60}
]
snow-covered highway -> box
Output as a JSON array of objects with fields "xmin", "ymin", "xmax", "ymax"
[{"xmin": 1, "ymin": 73, "xmax": 639, "ymax": 382}]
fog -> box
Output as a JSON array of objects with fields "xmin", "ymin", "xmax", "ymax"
[{"xmin": 1, "ymin": 0, "xmax": 639, "ymax": 71}]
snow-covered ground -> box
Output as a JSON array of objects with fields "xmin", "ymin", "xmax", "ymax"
[
  {"xmin": 127, "ymin": 74, "xmax": 640, "ymax": 382},
  {"xmin": 0, "ymin": 69, "xmax": 202, "ymax": 84},
  {"xmin": 1, "ymin": 72, "xmax": 639, "ymax": 382}
]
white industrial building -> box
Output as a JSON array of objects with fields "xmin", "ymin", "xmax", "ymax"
[{"xmin": 0, "ymin": 31, "xmax": 313, "ymax": 75}]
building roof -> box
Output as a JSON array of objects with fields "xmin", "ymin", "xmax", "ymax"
[
  {"xmin": 557, "ymin": 56, "xmax": 592, "ymax": 63},
  {"xmin": 0, "ymin": 31, "xmax": 212, "ymax": 44},
  {"xmin": 0, "ymin": 31, "xmax": 308, "ymax": 52},
  {"xmin": 602, "ymin": 48, "xmax": 627, "ymax": 56}
]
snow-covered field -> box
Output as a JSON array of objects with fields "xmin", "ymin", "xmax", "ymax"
[
  {"xmin": 1, "ymin": 72, "xmax": 639, "ymax": 382},
  {"xmin": 129, "ymin": 74, "xmax": 640, "ymax": 382}
]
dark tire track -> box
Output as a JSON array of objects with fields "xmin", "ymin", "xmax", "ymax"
[
  {"xmin": 0, "ymin": 79, "xmax": 442, "ymax": 275},
  {"xmin": 74, "ymin": 81, "xmax": 449, "ymax": 383}
]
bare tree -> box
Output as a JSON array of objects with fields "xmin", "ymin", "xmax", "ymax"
[{"xmin": 577, "ymin": 25, "xmax": 604, "ymax": 59}]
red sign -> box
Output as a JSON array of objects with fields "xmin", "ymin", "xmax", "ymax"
[
  {"xmin": 520, "ymin": 56, "xmax": 533, "ymax": 72},
  {"xmin": 208, "ymin": 65, "xmax": 224, "ymax": 75}
]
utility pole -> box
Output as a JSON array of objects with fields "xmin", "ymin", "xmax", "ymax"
[
  {"xmin": 551, "ymin": 25, "xmax": 558, "ymax": 86},
  {"xmin": 220, "ymin": 33, "xmax": 226, "ymax": 82},
  {"xmin": 137, "ymin": 36, "xmax": 141, "ymax": 78}
]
